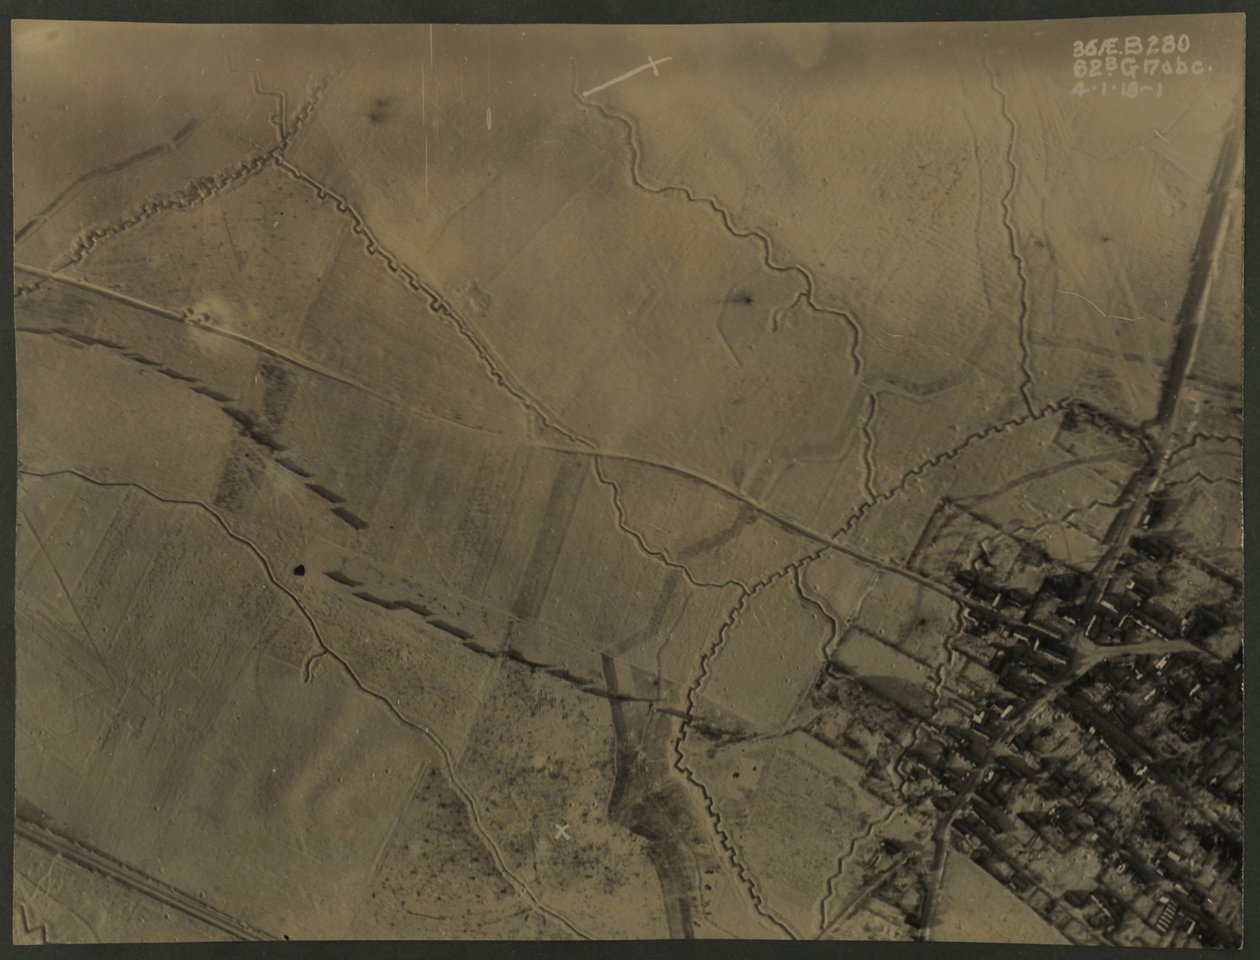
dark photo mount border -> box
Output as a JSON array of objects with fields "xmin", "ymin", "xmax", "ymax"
[{"xmin": 2, "ymin": 2, "xmax": 1253, "ymax": 959}]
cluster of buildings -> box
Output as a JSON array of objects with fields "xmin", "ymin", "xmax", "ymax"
[
  {"xmin": 800, "ymin": 462, "xmax": 1242, "ymax": 947},
  {"xmin": 907, "ymin": 529, "xmax": 1243, "ymax": 946}
]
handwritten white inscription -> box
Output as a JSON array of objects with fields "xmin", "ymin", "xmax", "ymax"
[{"xmin": 1070, "ymin": 33, "xmax": 1214, "ymax": 99}]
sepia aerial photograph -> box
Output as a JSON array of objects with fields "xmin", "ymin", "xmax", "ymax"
[{"xmin": 11, "ymin": 12, "xmax": 1244, "ymax": 946}]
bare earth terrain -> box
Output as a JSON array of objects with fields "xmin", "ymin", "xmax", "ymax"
[{"xmin": 12, "ymin": 15, "xmax": 1243, "ymax": 944}]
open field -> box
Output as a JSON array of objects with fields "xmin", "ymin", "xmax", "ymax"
[{"xmin": 13, "ymin": 15, "xmax": 1243, "ymax": 943}]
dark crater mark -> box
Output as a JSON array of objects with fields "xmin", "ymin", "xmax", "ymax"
[
  {"xmin": 323, "ymin": 569, "xmax": 362, "ymax": 587},
  {"xmin": 171, "ymin": 117, "xmax": 200, "ymax": 144},
  {"xmin": 728, "ymin": 290, "xmax": 755, "ymax": 305},
  {"xmin": 688, "ymin": 716, "xmax": 747, "ymax": 739},
  {"xmin": 504, "ymin": 648, "xmax": 546, "ymax": 670},
  {"xmin": 547, "ymin": 666, "xmax": 595, "ymax": 686},
  {"xmin": 352, "ymin": 591, "xmax": 402, "ymax": 611},
  {"xmin": 331, "ymin": 506, "xmax": 369, "ymax": 531},
  {"xmin": 367, "ymin": 97, "xmax": 394, "ymax": 124},
  {"xmin": 1059, "ymin": 400, "xmax": 1142, "ymax": 442},
  {"xmin": 64, "ymin": 331, "xmax": 126, "ymax": 349},
  {"xmin": 220, "ymin": 406, "xmax": 287, "ymax": 452},
  {"xmin": 16, "ymin": 797, "xmax": 52, "ymax": 825},
  {"xmin": 583, "ymin": 685, "xmax": 623, "ymax": 703},
  {"xmin": 429, "ymin": 619, "xmax": 471, "ymax": 641},
  {"xmin": 293, "ymin": 564, "xmax": 305, "ymax": 576},
  {"xmin": 332, "ymin": 582, "xmax": 662, "ymax": 706},
  {"xmin": 340, "ymin": 586, "xmax": 464, "ymax": 639},
  {"xmin": 192, "ymin": 382, "xmax": 235, "ymax": 403},
  {"xmin": 306, "ymin": 483, "xmax": 345, "ymax": 504},
  {"xmin": 222, "ymin": 406, "xmax": 257, "ymax": 430},
  {"xmin": 587, "ymin": 684, "xmax": 658, "ymax": 705},
  {"xmin": 247, "ymin": 428, "xmax": 286, "ymax": 453},
  {"xmin": 276, "ymin": 457, "xmax": 313, "ymax": 478}
]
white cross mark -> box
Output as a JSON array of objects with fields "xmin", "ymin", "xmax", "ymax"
[
  {"xmin": 554, "ymin": 822, "xmax": 571, "ymax": 841},
  {"xmin": 581, "ymin": 56, "xmax": 673, "ymax": 98}
]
